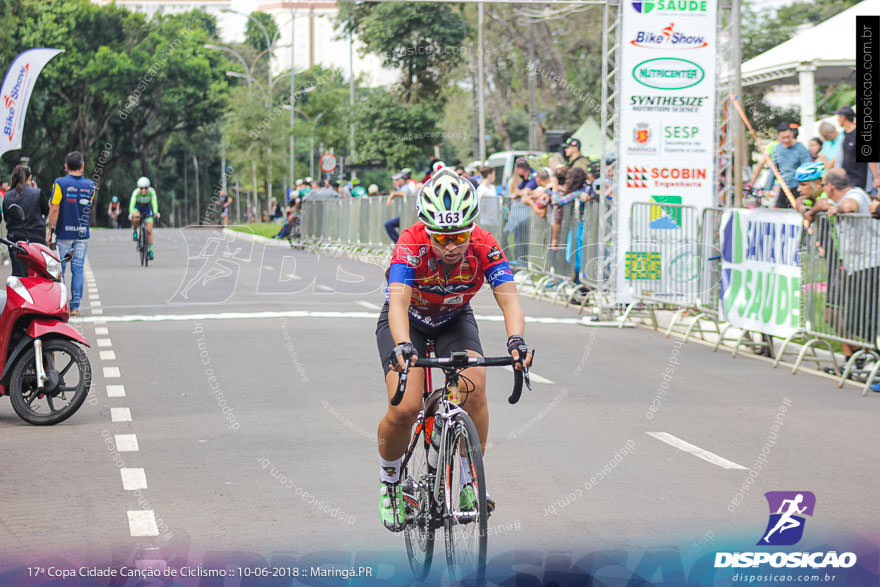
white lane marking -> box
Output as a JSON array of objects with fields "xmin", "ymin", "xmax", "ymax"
[
  {"xmin": 103, "ymin": 367, "xmax": 121, "ymax": 378},
  {"xmin": 115, "ymin": 434, "xmax": 139, "ymax": 452},
  {"xmin": 99, "ymin": 350, "xmax": 117, "ymax": 361},
  {"xmin": 106, "ymin": 384, "xmax": 125, "ymax": 397},
  {"xmin": 127, "ymin": 510, "xmax": 159, "ymax": 537},
  {"xmin": 264, "ymin": 265, "xmax": 275, "ymax": 270},
  {"xmin": 92, "ymin": 308, "xmax": 104, "ymax": 315},
  {"xmin": 95, "ymin": 327, "xmax": 109, "ymax": 335},
  {"xmin": 91, "ymin": 301, "xmax": 102, "ymax": 308},
  {"xmin": 355, "ymin": 301, "xmax": 381, "ymax": 311},
  {"xmin": 89, "ymin": 294, "xmax": 100, "ymax": 300},
  {"xmin": 317, "ymin": 285, "xmax": 335, "ymax": 292},
  {"xmin": 120, "ymin": 468, "xmax": 148, "ymax": 490},
  {"xmin": 97, "ymin": 338, "xmax": 112, "ymax": 347},
  {"xmin": 69, "ymin": 310, "xmax": 590, "ymax": 326},
  {"xmin": 501, "ymin": 365, "xmax": 553, "ymax": 384},
  {"xmin": 111, "ymin": 407, "xmax": 132, "ymax": 422},
  {"xmin": 646, "ymin": 432, "xmax": 748, "ymax": 470}
]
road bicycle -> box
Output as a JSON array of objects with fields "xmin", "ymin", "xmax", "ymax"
[
  {"xmin": 391, "ymin": 344, "xmax": 531, "ymax": 584},
  {"xmin": 136, "ymin": 221, "xmax": 149, "ymax": 267}
]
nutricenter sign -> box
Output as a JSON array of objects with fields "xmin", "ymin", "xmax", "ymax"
[{"xmin": 633, "ymin": 58, "xmax": 705, "ymax": 89}]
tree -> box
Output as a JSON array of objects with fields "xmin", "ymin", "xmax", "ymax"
[
  {"xmin": 337, "ymin": 1, "xmax": 469, "ymax": 103},
  {"xmin": 350, "ymin": 90, "xmax": 441, "ymax": 169},
  {"xmin": 245, "ymin": 11, "xmax": 278, "ymax": 53}
]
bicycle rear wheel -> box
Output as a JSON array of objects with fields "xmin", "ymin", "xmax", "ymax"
[
  {"xmin": 443, "ymin": 412, "xmax": 487, "ymax": 585},
  {"xmin": 402, "ymin": 421, "xmax": 435, "ymax": 580}
]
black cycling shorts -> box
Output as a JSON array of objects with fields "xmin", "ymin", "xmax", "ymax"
[{"xmin": 376, "ymin": 303, "xmax": 483, "ymax": 376}]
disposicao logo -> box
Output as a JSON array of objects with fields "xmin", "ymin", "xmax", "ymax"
[
  {"xmin": 759, "ymin": 491, "xmax": 814, "ymax": 546},
  {"xmin": 631, "ymin": 0, "xmax": 709, "ymax": 13},
  {"xmin": 714, "ymin": 491, "xmax": 858, "ymax": 570},
  {"xmin": 633, "ymin": 58, "xmax": 705, "ymax": 90}
]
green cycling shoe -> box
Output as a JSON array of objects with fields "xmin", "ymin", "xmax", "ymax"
[
  {"xmin": 459, "ymin": 483, "xmax": 495, "ymax": 515},
  {"xmin": 379, "ymin": 482, "xmax": 406, "ymax": 532}
]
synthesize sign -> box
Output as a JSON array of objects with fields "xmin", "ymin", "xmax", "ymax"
[{"xmin": 633, "ymin": 58, "xmax": 705, "ymax": 90}]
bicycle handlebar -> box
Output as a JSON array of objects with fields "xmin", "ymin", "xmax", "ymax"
[{"xmin": 390, "ymin": 353, "xmax": 531, "ymax": 407}]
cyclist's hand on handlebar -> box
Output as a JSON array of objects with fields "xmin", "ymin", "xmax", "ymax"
[
  {"xmin": 388, "ymin": 341, "xmax": 418, "ymax": 373},
  {"xmin": 507, "ymin": 335, "xmax": 534, "ymax": 370}
]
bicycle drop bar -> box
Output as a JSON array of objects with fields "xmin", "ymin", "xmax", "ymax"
[{"xmin": 390, "ymin": 353, "xmax": 529, "ymax": 407}]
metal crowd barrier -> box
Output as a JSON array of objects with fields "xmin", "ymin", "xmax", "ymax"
[{"xmin": 785, "ymin": 212, "xmax": 880, "ymax": 394}]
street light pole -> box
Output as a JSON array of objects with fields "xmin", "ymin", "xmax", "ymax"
[
  {"xmin": 290, "ymin": 4, "xmax": 296, "ymax": 193},
  {"xmin": 478, "ymin": 2, "xmax": 486, "ymax": 162}
]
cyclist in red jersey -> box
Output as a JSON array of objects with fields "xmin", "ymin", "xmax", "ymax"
[{"xmin": 376, "ymin": 168, "xmax": 534, "ymax": 531}]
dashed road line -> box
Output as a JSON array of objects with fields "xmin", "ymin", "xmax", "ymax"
[
  {"xmin": 103, "ymin": 366, "xmax": 121, "ymax": 378},
  {"xmin": 115, "ymin": 434, "xmax": 139, "ymax": 452},
  {"xmin": 120, "ymin": 468, "xmax": 148, "ymax": 490},
  {"xmin": 106, "ymin": 384, "xmax": 126, "ymax": 398},
  {"xmin": 646, "ymin": 431, "xmax": 747, "ymax": 470},
  {"xmin": 95, "ymin": 327, "xmax": 109, "ymax": 335},
  {"xmin": 355, "ymin": 300, "xmax": 381, "ymax": 311},
  {"xmin": 97, "ymin": 338, "xmax": 112, "ymax": 347},
  {"xmin": 127, "ymin": 511, "xmax": 159, "ymax": 537},
  {"xmin": 99, "ymin": 350, "xmax": 117, "ymax": 361},
  {"xmin": 111, "ymin": 408, "xmax": 132, "ymax": 422}
]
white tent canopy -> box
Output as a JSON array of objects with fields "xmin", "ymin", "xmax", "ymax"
[{"xmin": 738, "ymin": 0, "xmax": 880, "ymax": 136}]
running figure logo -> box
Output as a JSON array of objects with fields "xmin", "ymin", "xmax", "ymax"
[{"xmin": 758, "ymin": 491, "xmax": 816, "ymax": 546}]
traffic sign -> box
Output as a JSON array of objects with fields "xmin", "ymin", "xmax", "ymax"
[{"xmin": 320, "ymin": 153, "xmax": 337, "ymax": 173}]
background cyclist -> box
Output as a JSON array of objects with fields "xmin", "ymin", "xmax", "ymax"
[
  {"xmin": 107, "ymin": 196, "xmax": 121, "ymax": 228},
  {"xmin": 130, "ymin": 176, "xmax": 159, "ymax": 260},
  {"xmin": 375, "ymin": 168, "xmax": 534, "ymax": 532}
]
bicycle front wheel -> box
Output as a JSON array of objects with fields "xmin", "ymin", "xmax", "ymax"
[
  {"xmin": 443, "ymin": 412, "xmax": 487, "ymax": 585},
  {"xmin": 402, "ymin": 421, "xmax": 434, "ymax": 580},
  {"xmin": 139, "ymin": 226, "xmax": 148, "ymax": 267}
]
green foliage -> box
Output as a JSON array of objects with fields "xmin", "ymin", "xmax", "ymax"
[
  {"xmin": 244, "ymin": 11, "xmax": 278, "ymax": 53},
  {"xmin": 338, "ymin": 1, "xmax": 469, "ymax": 103},
  {"xmin": 350, "ymin": 90, "xmax": 441, "ymax": 169}
]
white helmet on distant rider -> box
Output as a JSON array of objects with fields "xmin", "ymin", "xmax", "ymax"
[{"xmin": 137, "ymin": 177, "xmax": 150, "ymax": 189}]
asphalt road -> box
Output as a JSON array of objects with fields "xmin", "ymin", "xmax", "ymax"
[{"xmin": 0, "ymin": 227, "xmax": 877, "ymax": 583}]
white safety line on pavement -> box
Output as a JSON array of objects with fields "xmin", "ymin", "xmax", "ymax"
[
  {"xmin": 110, "ymin": 408, "xmax": 132, "ymax": 422},
  {"xmin": 97, "ymin": 338, "xmax": 112, "ymax": 347},
  {"xmin": 92, "ymin": 308, "xmax": 104, "ymax": 315},
  {"xmin": 99, "ymin": 350, "xmax": 117, "ymax": 361},
  {"xmin": 95, "ymin": 327, "xmax": 109, "ymax": 335},
  {"xmin": 646, "ymin": 432, "xmax": 748, "ymax": 471},
  {"xmin": 115, "ymin": 434, "xmax": 139, "ymax": 452},
  {"xmin": 356, "ymin": 300, "xmax": 382, "ymax": 311},
  {"xmin": 120, "ymin": 468, "xmax": 148, "ymax": 490},
  {"xmin": 106, "ymin": 384, "xmax": 125, "ymax": 397},
  {"xmin": 103, "ymin": 367, "xmax": 121, "ymax": 378},
  {"xmin": 70, "ymin": 310, "xmax": 595, "ymax": 326},
  {"xmin": 501, "ymin": 365, "xmax": 553, "ymax": 384},
  {"xmin": 127, "ymin": 510, "xmax": 159, "ymax": 537},
  {"xmin": 316, "ymin": 284, "xmax": 335, "ymax": 292}
]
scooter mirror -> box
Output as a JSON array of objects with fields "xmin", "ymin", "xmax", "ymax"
[{"xmin": 7, "ymin": 203, "xmax": 25, "ymax": 223}]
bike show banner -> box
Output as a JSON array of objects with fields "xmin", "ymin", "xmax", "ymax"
[
  {"xmin": 0, "ymin": 48, "xmax": 63, "ymax": 157},
  {"xmin": 617, "ymin": 1, "xmax": 717, "ymax": 301},
  {"xmin": 720, "ymin": 209, "xmax": 803, "ymax": 338}
]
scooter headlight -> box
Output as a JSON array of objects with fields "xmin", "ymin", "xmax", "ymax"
[{"xmin": 42, "ymin": 251, "xmax": 62, "ymax": 281}]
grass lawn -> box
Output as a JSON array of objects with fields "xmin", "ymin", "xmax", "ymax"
[{"xmin": 229, "ymin": 223, "xmax": 282, "ymax": 239}]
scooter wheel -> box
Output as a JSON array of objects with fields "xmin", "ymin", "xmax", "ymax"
[{"xmin": 9, "ymin": 338, "xmax": 91, "ymax": 425}]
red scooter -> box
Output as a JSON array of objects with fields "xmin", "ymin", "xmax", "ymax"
[{"xmin": 0, "ymin": 220, "xmax": 91, "ymax": 425}]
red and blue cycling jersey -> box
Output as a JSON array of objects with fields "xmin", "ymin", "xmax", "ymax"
[{"xmin": 386, "ymin": 222, "xmax": 514, "ymax": 328}]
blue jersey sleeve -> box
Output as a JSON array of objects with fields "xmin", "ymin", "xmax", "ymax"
[
  {"xmin": 388, "ymin": 262, "xmax": 416, "ymax": 286},
  {"xmin": 486, "ymin": 261, "xmax": 514, "ymax": 288}
]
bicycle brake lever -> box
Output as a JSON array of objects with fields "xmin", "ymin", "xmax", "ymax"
[{"xmin": 523, "ymin": 367, "xmax": 532, "ymax": 391}]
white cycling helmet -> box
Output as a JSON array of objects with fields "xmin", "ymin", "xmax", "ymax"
[{"xmin": 137, "ymin": 176, "xmax": 150, "ymax": 188}]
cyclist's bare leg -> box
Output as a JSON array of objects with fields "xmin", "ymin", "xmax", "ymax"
[
  {"xmin": 146, "ymin": 218, "xmax": 154, "ymax": 245},
  {"xmin": 461, "ymin": 350, "xmax": 488, "ymax": 453},
  {"xmin": 378, "ymin": 367, "xmax": 426, "ymax": 462},
  {"xmin": 132, "ymin": 214, "xmax": 141, "ymax": 230}
]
